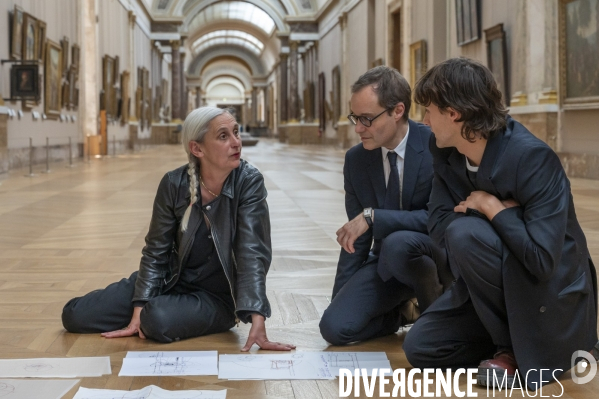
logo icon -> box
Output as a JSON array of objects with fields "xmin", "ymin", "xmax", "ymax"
[{"xmin": 571, "ymin": 350, "xmax": 597, "ymax": 384}]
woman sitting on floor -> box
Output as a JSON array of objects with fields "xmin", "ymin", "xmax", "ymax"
[{"xmin": 62, "ymin": 106, "xmax": 294, "ymax": 351}]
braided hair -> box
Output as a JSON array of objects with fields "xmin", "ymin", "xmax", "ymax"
[{"xmin": 180, "ymin": 106, "xmax": 230, "ymax": 231}]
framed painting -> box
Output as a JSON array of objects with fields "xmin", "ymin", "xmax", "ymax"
[
  {"xmin": 69, "ymin": 66, "xmax": 77, "ymax": 110},
  {"xmin": 11, "ymin": 5, "xmax": 24, "ymax": 59},
  {"xmin": 485, "ymin": 24, "xmax": 509, "ymax": 106},
  {"xmin": 22, "ymin": 13, "xmax": 38, "ymax": 61},
  {"xmin": 113, "ymin": 56, "xmax": 120, "ymax": 85},
  {"xmin": 103, "ymin": 56, "xmax": 115, "ymax": 117},
  {"xmin": 559, "ymin": 0, "xmax": 599, "ymax": 106},
  {"xmin": 37, "ymin": 20, "xmax": 46, "ymax": 63},
  {"xmin": 120, "ymin": 71, "xmax": 130, "ymax": 124},
  {"xmin": 62, "ymin": 80, "xmax": 70, "ymax": 111},
  {"xmin": 60, "ymin": 37, "xmax": 69, "ymax": 76},
  {"xmin": 455, "ymin": 0, "xmax": 480, "ymax": 46},
  {"xmin": 318, "ymin": 72, "xmax": 326, "ymax": 132},
  {"xmin": 72, "ymin": 44, "xmax": 80, "ymax": 73},
  {"xmin": 45, "ymin": 40, "xmax": 63, "ymax": 118},
  {"xmin": 331, "ymin": 66, "xmax": 341, "ymax": 128},
  {"xmin": 10, "ymin": 64, "xmax": 39, "ymax": 99},
  {"xmin": 409, "ymin": 40, "xmax": 427, "ymax": 120}
]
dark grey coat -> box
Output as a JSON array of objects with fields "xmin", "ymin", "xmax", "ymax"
[{"xmin": 428, "ymin": 116, "xmax": 598, "ymax": 387}]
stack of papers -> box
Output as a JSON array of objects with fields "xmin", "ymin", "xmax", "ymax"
[
  {"xmin": 119, "ymin": 351, "xmax": 218, "ymax": 376},
  {"xmin": 218, "ymin": 352, "xmax": 391, "ymax": 380}
]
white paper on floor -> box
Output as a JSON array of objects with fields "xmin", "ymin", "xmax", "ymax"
[
  {"xmin": 0, "ymin": 357, "xmax": 111, "ymax": 378},
  {"xmin": 317, "ymin": 352, "xmax": 393, "ymax": 376},
  {"xmin": 218, "ymin": 353, "xmax": 334, "ymax": 380},
  {"xmin": 119, "ymin": 351, "xmax": 218, "ymax": 376},
  {"xmin": 219, "ymin": 352, "xmax": 392, "ymax": 380},
  {"xmin": 0, "ymin": 379, "xmax": 79, "ymax": 399},
  {"xmin": 73, "ymin": 385, "xmax": 226, "ymax": 399}
]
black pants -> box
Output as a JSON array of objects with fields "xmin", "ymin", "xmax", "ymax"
[
  {"xmin": 61, "ymin": 271, "xmax": 236, "ymax": 343},
  {"xmin": 319, "ymin": 231, "xmax": 451, "ymax": 345},
  {"xmin": 404, "ymin": 217, "xmax": 510, "ymax": 368}
]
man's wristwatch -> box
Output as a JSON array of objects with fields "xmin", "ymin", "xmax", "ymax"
[{"xmin": 363, "ymin": 207, "xmax": 373, "ymax": 227}]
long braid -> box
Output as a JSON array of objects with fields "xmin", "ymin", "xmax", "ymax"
[{"xmin": 181, "ymin": 158, "xmax": 199, "ymax": 232}]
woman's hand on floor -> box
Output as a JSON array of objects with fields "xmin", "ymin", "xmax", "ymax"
[
  {"xmin": 241, "ymin": 314, "xmax": 295, "ymax": 351},
  {"xmin": 101, "ymin": 306, "xmax": 146, "ymax": 339}
]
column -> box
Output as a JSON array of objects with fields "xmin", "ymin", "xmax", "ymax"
[
  {"xmin": 81, "ymin": 0, "xmax": 99, "ymax": 154},
  {"xmin": 170, "ymin": 40, "xmax": 181, "ymax": 121},
  {"xmin": 279, "ymin": 54, "xmax": 288, "ymax": 123},
  {"xmin": 289, "ymin": 41, "xmax": 299, "ymax": 122},
  {"xmin": 195, "ymin": 87, "xmax": 201, "ymax": 108},
  {"xmin": 180, "ymin": 52, "xmax": 187, "ymax": 119},
  {"xmin": 251, "ymin": 87, "xmax": 258, "ymax": 126}
]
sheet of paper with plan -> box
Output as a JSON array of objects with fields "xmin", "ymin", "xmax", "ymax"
[
  {"xmin": 73, "ymin": 385, "xmax": 226, "ymax": 399},
  {"xmin": 0, "ymin": 379, "xmax": 79, "ymax": 399},
  {"xmin": 0, "ymin": 357, "xmax": 111, "ymax": 378},
  {"xmin": 316, "ymin": 352, "xmax": 392, "ymax": 376},
  {"xmin": 218, "ymin": 353, "xmax": 335, "ymax": 380},
  {"xmin": 218, "ymin": 352, "xmax": 392, "ymax": 380},
  {"xmin": 119, "ymin": 351, "xmax": 218, "ymax": 376}
]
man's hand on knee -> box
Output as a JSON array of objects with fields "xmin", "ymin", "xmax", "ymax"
[{"xmin": 336, "ymin": 213, "xmax": 369, "ymax": 253}]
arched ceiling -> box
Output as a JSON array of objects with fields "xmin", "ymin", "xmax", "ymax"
[
  {"xmin": 201, "ymin": 61, "xmax": 253, "ymax": 92},
  {"xmin": 188, "ymin": 45, "xmax": 267, "ymax": 76},
  {"xmin": 187, "ymin": 1, "xmax": 276, "ymax": 36}
]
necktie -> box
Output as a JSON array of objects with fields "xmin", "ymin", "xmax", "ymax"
[{"xmin": 384, "ymin": 151, "xmax": 400, "ymax": 210}]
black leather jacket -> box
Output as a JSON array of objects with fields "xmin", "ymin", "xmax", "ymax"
[{"xmin": 132, "ymin": 160, "xmax": 272, "ymax": 323}]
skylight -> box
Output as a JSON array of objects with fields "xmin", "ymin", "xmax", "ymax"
[
  {"xmin": 188, "ymin": 1, "xmax": 276, "ymax": 35},
  {"xmin": 192, "ymin": 30, "xmax": 265, "ymax": 55}
]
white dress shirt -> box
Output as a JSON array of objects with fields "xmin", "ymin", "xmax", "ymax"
[{"xmin": 381, "ymin": 125, "xmax": 410, "ymax": 209}]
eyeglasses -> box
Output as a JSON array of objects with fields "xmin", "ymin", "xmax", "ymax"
[{"xmin": 347, "ymin": 108, "xmax": 392, "ymax": 127}]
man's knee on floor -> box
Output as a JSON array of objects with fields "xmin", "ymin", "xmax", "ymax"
[
  {"xmin": 139, "ymin": 304, "xmax": 174, "ymax": 343},
  {"xmin": 403, "ymin": 329, "xmax": 434, "ymax": 369},
  {"xmin": 319, "ymin": 311, "xmax": 355, "ymax": 346}
]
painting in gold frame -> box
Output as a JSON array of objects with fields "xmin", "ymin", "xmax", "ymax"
[
  {"xmin": 559, "ymin": 0, "xmax": 599, "ymax": 107},
  {"xmin": 37, "ymin": 20, "xmax": 46, "ymax": 63},
  {"xmin": 102, "ymin": 56, "xmax": 115, "ymax": 118},
  {"xmin": 409, "ymin": 40, "xmax": 427, "ymax": 121},
  {"xmin": 11, "ymin": 5, "xmax": 24, "ymax": 59},
  {"xmin": 45, "ymin": 40, "xmax": 63, "ymax": 118},
  {"xmin": 22, "ymin": 13, "xmax": 38, "ymax": 61},
  {"xmin": 485, "ymin": 24, "xmax": 509, "ymax": 107},
  {"xmin": 120, "ymin": 71, "xmax": 130, "ymax": 125},
  {"xmin": 60, "ymin": 37, "xmax": 69, "ymax": 77},
  {"xmin": 71, "ymin": 44, "xmax": 80, "ymax": 73},
  {"xmin": 68, "ymin": 66, "xmax": 77, "ymax": 110}
]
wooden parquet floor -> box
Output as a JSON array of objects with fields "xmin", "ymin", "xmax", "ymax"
[{"xmin": 0, "ymin": 140, "xmax": 598, "ymax": 398}]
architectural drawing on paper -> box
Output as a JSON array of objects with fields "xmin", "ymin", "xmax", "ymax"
[
  {"xmin": 150, "ymin": 356, "xmax": 196, "ymax": 375},
  {"xmin": 322, "ymin": 353, "xmax": 361, "ymax": 369},
  {"xmin": 0, "ymin": 382, "xmax": 15, "ymax": 397},
  {"xmin": 23, "ymin": 362, "xmax": 55, "ymax": 372}
]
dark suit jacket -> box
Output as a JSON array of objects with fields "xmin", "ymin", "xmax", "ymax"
[
  {"xmin": 332, "ymin": 120, "xmax": 434, "ymax": 298},
  {"xmin": 428, "ymin": 116, "xmax": 598, "ymax": 388}
]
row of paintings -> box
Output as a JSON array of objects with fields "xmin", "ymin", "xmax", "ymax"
[{"xmin": 9, "ymin": 5, "xmax": 79, "ymax": 116}]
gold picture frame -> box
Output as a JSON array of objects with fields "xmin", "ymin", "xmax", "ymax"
[
  {"xmin": 22, "ymin": 13, "xmax": 38, "ymax": 61},
  {"xmin": 11, "ymin": 5, "xmax": 24, "ymax": 59},
  {"xmin": 71, "ymin": 44, "xmax": 80, "ymax": 73},
  {"xmin": 559, "ymin": 0, "xmax": 599, "ymax": 108},
  {"xmin": 45, "ymin": 40, "xmax": 63, "ymax": 118},
  {"xmin": 37, "ymin": 20, "xmax": 46, "ymax": 63},
  {"xmin": 102, "ymin": 55, "xmax": 115, "ymax": 118},
  {"xmin": 409, "ymin": 40, "xmax": 427, "ymax": 121},
  {"xmin": 120, "ymin": 71, "xmax": 130, "ymax": 124},
  {"xmin": 60, "ymin": 37, "xmax": 69, "ymax": 77}
]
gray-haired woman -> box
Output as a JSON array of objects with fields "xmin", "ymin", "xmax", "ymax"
[{"xmin": 62, "ymin": 107, "xmax": 294, "ymax": 351}]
